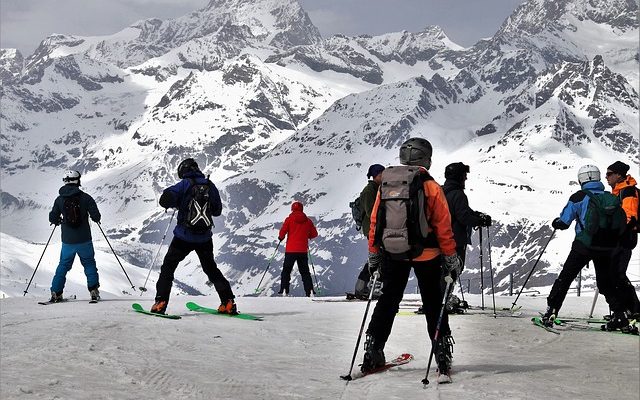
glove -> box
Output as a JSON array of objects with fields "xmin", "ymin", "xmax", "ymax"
[
  {"xmin": 51, "ymin": 217, "xmax": 61, "ymax": 226},
  {"xmin": 551, "ymin": 217, "xmax": 568, "ymax": 230},
  {"xmin": 368, "ymin": 252, "xmax": 383, "ymax": 275},
  {"xmin": 479, "ymin": 213, "xmax": 492, "ymax": 227},
  {"xmin": 443, "ymin": 254, "xmax": 462, "ymax": 282}
]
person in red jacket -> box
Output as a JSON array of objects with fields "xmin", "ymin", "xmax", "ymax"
[{"xmin": 278, "ymin": 201, "xmax": 319, "ymax": 296}]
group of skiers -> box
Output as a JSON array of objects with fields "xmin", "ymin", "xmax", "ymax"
[{"xmin": 44, "ymin": 138, "xmax": 638, "ymax": 379}]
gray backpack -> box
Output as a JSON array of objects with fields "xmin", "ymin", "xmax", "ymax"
[{"xmin": 373, "ymin": 165, "xmax": 430, "ymax": 260}]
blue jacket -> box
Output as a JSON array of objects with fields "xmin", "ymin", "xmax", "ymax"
[
  {"xmin": 159, "ymin": 171, "xmax": 222, "ymax": 243},
  {"xmin": 49, "ymin": 184, "xmax": 101, "ymax": 244},
  {"xmin": 557, "ymin": 181, "xmax": 605, "ymax": 236}
]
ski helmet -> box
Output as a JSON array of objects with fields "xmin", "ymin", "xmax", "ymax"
[
  {"xmin": 177, "ymin": 158, "xmax": 199, "ymax": 179},
  {"xmin": 291, "ymin": 201, "xmax": 303, "ymax": 212},
  {"xmin": 577, "ymin": 165, "xmax": 600, "ymax": 185},
  {"xmin": 445, "ymin": 162, "xmax": 470, "ymax": 182},
  {"xmin": 62, "ymin": 170, "xmax": 81, "ymax": 185},
  {"xmin": 399, "ymin": 138, "xmax": 432, "ymax": 169}
]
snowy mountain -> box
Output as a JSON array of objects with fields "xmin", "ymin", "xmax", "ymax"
[{"xmin": 1, "ymin": 0, "xmax": 638, "ymax": 298}]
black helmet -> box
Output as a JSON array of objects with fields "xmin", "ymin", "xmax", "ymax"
[
  {"xmin": 399, "ymin": 138, "xmax": 432, "ymax": 169},
  {"xmin": 445, "ymin": 162, "xmax": 470, "ymax": 182},
  {"xmin": 177, "ymin": 158, "xmax": 199, "ymax": 179}
]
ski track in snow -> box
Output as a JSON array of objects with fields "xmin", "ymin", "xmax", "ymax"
[{"xmin": 1, "ymin": 294, "xmax": 639, "ymax": 400}]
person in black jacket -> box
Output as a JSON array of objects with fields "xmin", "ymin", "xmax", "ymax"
[
  {"xmin": 48, "ymin": 170, "xmax": 102, "ymax": 302},
  {"xmin": 442, "ymin": 162, "xmax": 491, "ymax": 265},
  {"xmin": 150, "ymin": 158, "xmax": 236, "ymax": 315}
]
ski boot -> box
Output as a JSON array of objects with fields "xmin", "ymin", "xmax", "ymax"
[
  {"xmin": 361, "ymin": 334, "xmax": 385, "ymax": 373},
  {"xmin": 150, "ymin": 299, "xmax": 168, "ymax": 314},
  {"xmin": 435, "ymin": 334, "xmax": 454, "ymax": 382},
  {"xmin": 89, "ymin": 287, "xmax": 100, "ymax": 302},
  {"xmin": 218, "ymin": 299, "xmax": 238, "ymax": 315},
  {"xmin": 540, "ymin": 307, "xmax": 557, "ymax": 328},
  {"xmin": 602, "ymin": 311, "xmax": 629, "ymax": 332},
  {"xmin": 49, "ymin": 291, "xmax": 64, "ymax": 303}
]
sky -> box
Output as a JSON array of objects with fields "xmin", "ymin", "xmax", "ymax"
[{"xmin": 0, "ymin": 0, "xmax": 524, "ymax": 56}]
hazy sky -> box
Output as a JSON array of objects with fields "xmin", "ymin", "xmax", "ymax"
[{"xmin": 1, "ymin": 0, "xmax": 524, "ymax": 56}]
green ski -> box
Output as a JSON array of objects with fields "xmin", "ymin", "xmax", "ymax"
[
  {"xmin": 186, "ymin": 301, "xmax": 263, "ymax": 321},
  {"xmin": 131, "ymin": 303, "xmax": 181, "ymax": 319},
  {"xmin": 531, "ymin": 317, "xmax": 560, "ymax": 334}
]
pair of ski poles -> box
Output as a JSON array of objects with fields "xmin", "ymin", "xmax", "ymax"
[
  {"xmin": 254, "ymin": 240, "xmax": 321, "ymax": 294},
  {"xmin": 477, "ymin": 226, "xmax": 498, "ymax": 317},
  {"xmin": 23, "ymin": 221, "xmax": 137, "ymax": 296}
]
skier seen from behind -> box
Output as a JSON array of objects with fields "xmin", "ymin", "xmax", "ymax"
[
  {"xmin": 543, "ymin": 165, "xmax": 633, "ymax": 332},
  {"xmin": 353, "ymin": 164, "xmax": 385, "ymax": 300},
  {"xmin": 48, "ymin": 170, "xmax": 102, "ymax": 302},
  {"xmin": 278, "ymin": 201, "xmax": 318, "ymax": 297},
  {"xmin": 605, "ymin": 161, "xmax": 640, "ymax": 317},
  {"xmin": 362, "ymin": 137, "xmax": 461, "ymax": 380},
  {"xmin": 150, "ymin": 158, "xmax": 237, "ymax": 315}
]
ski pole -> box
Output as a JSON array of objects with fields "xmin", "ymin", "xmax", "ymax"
[
  {"xmin": 96, "ymin": 222, "xmax": 136, "ymax": 292},
  {"xmin": 254, "ymin": 239, "xmax": 282, "ymax": 293},
  {"xmin": 340, "ymin": 271, "xmax": 380, "ymax": 381},
  {"xmin": 487, "ymin": 227, "xmax": 497, "ymax": 318},
  {"xmin": 23, "ymin": 225, "xmax": 57, "ymax": 296},
  {"xmin": 140, "ymin": 210, "xmax": 176, "ymax": 293},
  {"xmin": 511, "ymin": 229, "xmax": 556, "ymax": 310},
  {"xmin": 479, "ymin": 226, "xmax": 484, "ymax": 310},
  {"xmin": 458, "ymin": 247, "xmax": 466, "ymax": 303},
  {"xmin": 589, "ymin": 286, "xmax": 599, "ymax": 318},
  {"xmin": 422, "ymin": 275, "xmax": 454, "ymax": 386},
  {"xmin": 308, "ymin": 248, "xmax": 321, "ymax": 294}
]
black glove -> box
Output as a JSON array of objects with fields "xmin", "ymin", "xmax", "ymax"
[
  {"xmin": 551, "ymin": 217, "xmax": 569, "ymax": 230},
  {"xmin": 443, "ymin": 254, "xmax": 462, "ymax": 282},
  {"xmin": 51, "ymin": 217, "xmax": 61, "ymax": 226},
  {"xmin": 368, "ymin": 252, "xmax": 383, "ymax": 275},
  {"xmin": 479, "ymin": 213, "xmax": 492, "ymax": 227}
]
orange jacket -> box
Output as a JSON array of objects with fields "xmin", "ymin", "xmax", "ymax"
[
  {"xmin": 368, "ymin": 169, "xmax": 457, "ymax": 261},
  {"xmin": 612, "ymin": 175, "xmax": 638, "ymax": 224}
]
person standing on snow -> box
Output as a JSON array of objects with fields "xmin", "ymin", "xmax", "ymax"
[
  {"xmin": 353, "ymin": 164, "xmax": 385, "ymax": 299},
  {"xmin": 362, "ymin": 137, "xmax": 461, "ymax": 379},
  {"xmin": 278, "ymin": 201, "xmax": 318, "ymax": 296},
  {"xmin": 605, "ymin": 161, "xmax": 640, "ymax": 317},
  {"xmin": 543, "ymin": 165, "xmax": 632, "ymax": 332},
  {"xmin": 48, "ymin": 170, "xmax": 102, "ymax": 302},
  {"xmin": 150, "ymin": 158, "xmax": 237, "ymax": 315}
]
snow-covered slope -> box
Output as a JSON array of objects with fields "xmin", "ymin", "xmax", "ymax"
[
  {"xmin": 1, "ymin": 0, "xmax": 638, "ymax": 297},
  {"xmin": 1, "ymin": 294, "xmax": 638, "ymax": 400}
]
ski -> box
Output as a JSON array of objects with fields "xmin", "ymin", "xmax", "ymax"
[
  {"xmin": 131, "ymin": 303, "xmax": 181, "ymax": 319},
  {"xmin": 531, "ymin": 317, "xmax": 560, "ymax": 334},
  {"xmin": 186, "ymin": 301, "xmax": 263, "ymax": 321},
  {"xmin": 340, "ymin": 353, "xmax": 414, "ymax": 381},
  {"xmin": 555, "ymin": 318, "xmax": 639, "ymax": 335},
  {"xmin": 38, "ymin": 295, "xmax": 77, "ymax": 305}
]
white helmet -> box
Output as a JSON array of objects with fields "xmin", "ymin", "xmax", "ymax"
[
  {"xmin": 577, "ymin": 165, "xmax": 600, "ymax": 185},
  {"xmin": 63, "ymin": 170, "xmax": 81, "ymax": 184}
]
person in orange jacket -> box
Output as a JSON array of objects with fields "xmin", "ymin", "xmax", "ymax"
[
  {"xmin": 278, "ymin": 201, "xmax": 318, "ymax": 296},
  {"xmin": 605, "ymin": 161, "xmax": 639, "ymax": 316},
  {"xmin": 361, "ymin": 137, "xmax": 461, "ymax": 379}
]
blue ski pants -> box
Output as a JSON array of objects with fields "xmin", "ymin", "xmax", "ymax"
[{"xmin": 51, "ymin": 241, "xmax": 99, "ymax": 294}]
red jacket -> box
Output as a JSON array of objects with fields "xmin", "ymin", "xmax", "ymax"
[{"xmin": 279, "ymin": 203, "xmax": 318, "ymax": 253}]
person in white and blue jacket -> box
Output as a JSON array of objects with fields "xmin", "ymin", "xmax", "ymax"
[
  {"xmin": 150, "ymin": 158, "xmax": 236, "ymax": 315},
  {"xmin": 542, "ymin": 165, "xmax": 632, "ymax": 332}
]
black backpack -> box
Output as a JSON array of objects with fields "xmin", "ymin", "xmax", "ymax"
[
  {"xmin": 373, "ymin": 165, "xmax": 431, "ymax": 260},
  {"xmin": 349, "ymin": 196, "xmax": 365, "ymax": 231},
  {"xmin": 184, "ymin": 178, "xmax": 213, "ymax": 233},
  {"xmin": 63, "ymin": 194, "xmax": 83, "ymax": 228}
]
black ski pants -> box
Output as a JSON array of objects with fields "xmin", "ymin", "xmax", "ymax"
[
  {"xmin": 280, "ymin": 252, "xmax": 314, "ymax": 295},
  {"xmin": 155, "ymin": 237, "xmax": 234, "ymax": 303},
  {"xmin": 547, "ymin": 241, "xmax": 623, "ymax": 313},
  {"xmin": 612, "ymin": 247, "xmax": 640, "ymax": 314},
  {"xmin": 367, "ymin": 257, "xmax": 449, "ymax": 346}
]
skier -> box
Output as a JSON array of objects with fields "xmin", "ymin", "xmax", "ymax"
[
  {"xmin": 48, "ymin": 170, "xmax": 102, "ymax": 302},
  {"xmin": 150, "ymin": 158, "xmax": 237, "ymax": 315},
  {"xmin": 605, "ymin": 161, "xmax": 639, "ymax": 317},
  {"xmin": 353, "ymin": 164, "xmax": 385, "ymax": 300},
  {"xmin": 278, "ymin": 201, "xmax": 318, "ymax": 296},
  {"xmin": 542, "ymin": 165, "xmax": 631, "ymax": 330},
  {"xmin": 361, "ymin": 137, "xmax": 461, "ymax": 378}
]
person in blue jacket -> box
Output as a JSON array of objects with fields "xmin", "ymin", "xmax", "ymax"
[
  {"xmin": 542, "ymin": 165, "xmax": 631, "ymax": 332},
  {"xmin": 48, "ymin": 170, "xmax": 102, "ymax": 302},
  {"xmin": 150, "ymin": 158, "xmax": 237, "ymax": 315}
]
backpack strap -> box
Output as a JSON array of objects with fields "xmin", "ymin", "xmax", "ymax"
[{"xmin": 576, "ymin": 189, "xmax": 597, "ymax": 231}]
